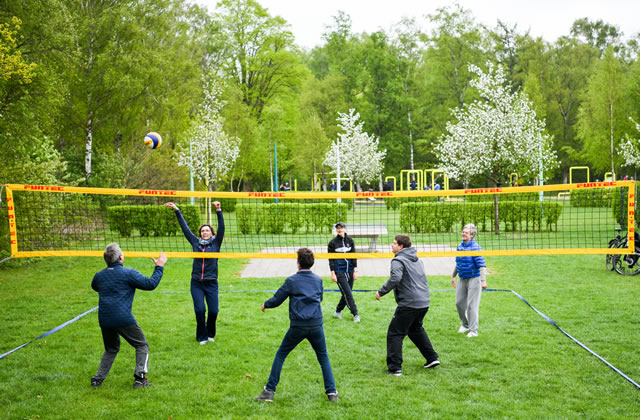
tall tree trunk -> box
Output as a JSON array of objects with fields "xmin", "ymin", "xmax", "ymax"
[{"xmin": 84, "ymin": 112, "xmax": 93, "ymax": 181}]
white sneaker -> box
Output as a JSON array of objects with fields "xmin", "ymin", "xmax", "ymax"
[
  {"xmin": 467, "ymin": 331, "xmax": 478, "ymax": 338},
  {"xmin": 353, "ymin": 315, "xmax": 360, "ymax": 323},
  {"xmin": 458, "ymin": 326, "xmax": 469, "ymax": 334},
  {"xmin": 208, "ymin": 337, "xmax": 215, "ymax": 342},
  {"xmin": 333, "ymin": 312, "xmax": 342, "ymax": 320},
  {"xmin": 199, "ymin": 340, "xmax": 208, "ymax": 345}
]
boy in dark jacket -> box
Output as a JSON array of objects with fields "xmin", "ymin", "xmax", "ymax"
[
  {"xmin": 256, "ymin": 248, "xmax": 338, "ymax": 403},
  {"xmin": 328, "ymin": 222, "xmax": 359, "ymax": 322},
  {"xmin": 91, "ymin": 243, "xmax": 167, "ymax": 388},
  {"xmin": 376, "ymin": 235, "xmax": 439, "ymax": 376}
]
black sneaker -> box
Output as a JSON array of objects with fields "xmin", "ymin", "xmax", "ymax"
[
  {"xmin": 91, "ymin": 377, "xmax": 103, "ymax": 388},
  {"xmin": 133, "ymin": 377, "xmax": 152, "ymax": 388},
  {"xmin": 255, "ymin": 387, "xmax": 275, "ymax": 402},
  {"xmin": 424, "ymin": 360, "xmax": 440, "ymax": 369},
  {"xmin": 386, "ymin": 369, "xmax": 402, "ymax": 376},
  {"xmin": 327, "ymin": 392, "xmax": 339, "ymax": 402}
]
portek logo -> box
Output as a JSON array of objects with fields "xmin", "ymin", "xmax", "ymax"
[
  {"xmin": 25, "ymin": 185, "xmax": 64, "ymax": 191},
  {"xmin": 464, "ymin": 188, "xmax": 502, "ymax": 194},
  {"xmin": 576, "ymin": 181, "xmax": 616, "ymax": 188},
  {"xmin": 248, "ymin": 192, "xmax": 285, "ymax": 197},
  {"xmin": 356, "ymin": 192, "xmax": 392, "ymax": 197},
  {"xmin": 138, "ymin": 190, "xmax": 177, "ymax": 196}
]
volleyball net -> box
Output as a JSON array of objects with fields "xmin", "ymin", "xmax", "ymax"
[{"xmin": 2, "ymin": 181, "xmax": 636, "ymax": 259}]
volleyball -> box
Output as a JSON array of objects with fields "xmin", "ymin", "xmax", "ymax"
[{"xmin": 144, "ymin": 132, "xmax": 162, "ymax": 149}]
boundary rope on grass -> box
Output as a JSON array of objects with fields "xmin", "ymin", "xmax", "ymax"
[{"xmin": 2, "ymin": 289, "xmax": 638, "ymax": 391}]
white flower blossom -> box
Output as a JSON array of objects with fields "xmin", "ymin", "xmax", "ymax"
[
  {"xmin": 435, "ymin": 62, "xmax": 557, "ymax": 184},
  {"xmin": 323, "ymin": 109, "xmax": 386, "ymax": 185},
  {"xmin": 619, "ymin": 118, "xmax": 640, "ymax": 168},
  {"xmin": 178, "ymin": 80, "xmax": 240, "ymax": 188}
]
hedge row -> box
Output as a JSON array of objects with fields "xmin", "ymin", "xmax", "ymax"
[
  {"xmin": 570, "ymin": 188, "xmax": 613, "ymax": 207},
  {"xmin": 399, "ymin": 201, "xmax": 563, "ymax": 233},
  {"xmin": 236, "ymin": 203, "xmax": 348, "ymax": 234},
  {"xmin": 107, "ymin": 205, "xmax": 200, "ymax": 237}
]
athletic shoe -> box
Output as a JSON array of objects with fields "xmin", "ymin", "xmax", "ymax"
[
  {"xmin": 467, "ymin": 331, "xmax": 478, "ymax": 338},
  {"xmin": 457, "ymin": 326, "xmax": 469, "ymax": 333},
  {"xmin": 327, "ymin": 392, "xmax": 339, "ymax": 402},
  {"xmin": 200, "ymin": 340, "xmax": 208, "ymax": 345},
  {"xmin": 90, "ymin": 377, "xmax": 103, "ymax": 388},
  {"xmin": 386, "ymin": 369, "xmax": 402, "ymax": 376},
  {"xmin": 333, "ymin": 311, "xmax": 342, "ymax": 320},
  {"xmin": 133, "ymin": 377, "xmax": 152, "ymax": 388},
  {"xmin": 255, "ymin": 387, "xmax": 275, "ymax": 402},
  {"xmin": 208, "ymin": 337, "xmax": 215, "ymax": 342},
  {"xmin": 353, "ymin": 315, "xmax": 360, "ymax": 323},
  {"xmin": 424, "ymin": 360, "xmax": 440, "ymax": 369}
]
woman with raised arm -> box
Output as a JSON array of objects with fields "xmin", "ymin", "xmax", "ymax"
[{"xmin": 165, "ymin": 201, "xmax": 224, "ymax": 345}]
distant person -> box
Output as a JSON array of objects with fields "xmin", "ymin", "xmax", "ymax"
[
  {"xmin": 451, "ymin": 224, "xmax": 487, "ymax": 338},
  {"xmin": 409, "ymin": 179, "xmax": 417, "ymax": 190},
  {"xmin": 376, "ymin": 235, "xmax": 439, "ymax": 376},
  {"xmin": 328, "ymin": 222, "xmax": 359, "ymax": 322},
  {"xmin": 165, "ymin": 201, "xmax": 225, "ymax": 345},
  {"xmin": 383, "ymin": 181, "xmax": 392, "ymax": 191},
  {"xmin": 434, "ymin": 182, "xmax": 441, "ymax": 191},
  {"xmin": 91, "ymin": 243, "xmax": 167, "ymax": 388},
  {"xmin": 255, "ymin": 248, "xmax": 339, "ymax": 402},
  {"xmin": 330, "ymin": 182, "xmax": 336, "ymax": 191}
]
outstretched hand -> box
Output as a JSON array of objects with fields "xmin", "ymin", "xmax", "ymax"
[
  {"xmin": 153, "ymin": 252, "xmax": 168, "ymax": 267},
  {"xmin": 213, "ymin": 201, "xmax": 221, "ymax": 211},
  {"xmin": 164, "ymin": 202, "xmax": 179, "ymax": 211}
]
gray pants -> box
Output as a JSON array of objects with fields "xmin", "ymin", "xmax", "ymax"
[
  {"xmin": 455, "ymin": 276, "xmax": 482, "ymax": 333},
  {"xmin": 93, "ymin": 323, "xmax": 149, "ymax": 381}
]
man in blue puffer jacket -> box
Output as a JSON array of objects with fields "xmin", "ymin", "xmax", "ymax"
[
  {"xmin": 451, "ymin": 223, "xmax": 487, "ymax": 338},
  {"xmin": 255, "ymin": 248, "xmax": 338, "ymax": 403},
  {"xmin": 91, "ymin": 243, "xmax": 167, "ymax": 388}
]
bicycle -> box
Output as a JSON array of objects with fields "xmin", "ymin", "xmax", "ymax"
[
  {"xmin": 606, "ymin": 227, "xmax": 625, "ymax": 271},
  {"xmin": 610, "ymin": 230, "xmax": 640, "ymax": 276}
]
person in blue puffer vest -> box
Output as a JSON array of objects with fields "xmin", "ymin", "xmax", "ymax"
[
  {"xmin": 451, "ymin": 223, "xmax": 487, "ymax": 338},
  {"xmin": 165, "ymin": 201, "xmax": 224, "ymax": 345}
]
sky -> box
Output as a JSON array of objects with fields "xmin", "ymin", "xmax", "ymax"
[{"xmin": 198, "ymin": 0, "xmax": 639, "ymax": 50}]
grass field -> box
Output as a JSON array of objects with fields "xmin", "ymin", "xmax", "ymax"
[{"xmin": 1, "ymin": 253, "xmax": 639, "ymax": 419}]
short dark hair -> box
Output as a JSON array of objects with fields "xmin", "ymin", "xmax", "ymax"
[
  {"xmin": 395, "ymin": 234, "xmax": 411, "ymax": 248},
  {"xmin": 297, "ymin": 247, "xmax": 314, "ymax": 269},
  {"xmin": 198, "ymin": 224, "xmax": 215, "ymax": 237},
  {"xmin": 104, "ymin": 243, "xmax": 122, "ymax": 265}
]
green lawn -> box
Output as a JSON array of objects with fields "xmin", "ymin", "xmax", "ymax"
[{"xmin": 1, "ymin": 254, "xmax": 639, "ymax": 419}]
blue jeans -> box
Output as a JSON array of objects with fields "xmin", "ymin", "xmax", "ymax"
[
  {"xmin": 266, "ymin": 325, "xmax": 336, "ymax": 394},
  {"xmin": 190, "ymin": 279, "xmax": 219, "ymax": 341}
]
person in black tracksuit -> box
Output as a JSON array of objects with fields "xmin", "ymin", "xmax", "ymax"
[
  {"xmin": 328, "ymin": 222, "xmax": 359, "ymax": 322},
  {"xmin": 165, "ymin": 201, "xmax": 224, "ymax": 345}
]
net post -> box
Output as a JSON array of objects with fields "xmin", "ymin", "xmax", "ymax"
[
  {"xmin": 5, "ymin": 185, "xmax": 18, "ymax": 257},
  {"xmin": 628, "ymin": 183, "xmax": 635, "ymax": 253}
]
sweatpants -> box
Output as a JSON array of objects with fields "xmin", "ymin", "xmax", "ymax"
[
  {"xmin": 93, "ymin": 323, "xmax": 149, "ymax": 381},
  {"xmin": 455, "ymin": 276, "xmax": 482, "ymax": 333},
  {"xmin": 335, "ymin": 272, "xmax": 358, "ymax": 316}
]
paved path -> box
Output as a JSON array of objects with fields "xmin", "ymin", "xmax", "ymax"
[{"xmin": 240, "ymin": 245, "xmax": 455, "ymax": 278}]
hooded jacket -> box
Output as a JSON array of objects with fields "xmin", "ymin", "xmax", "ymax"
[
  {"xmin": 455, "ymin": 238, "xmax": 486, "ymax": 279},
  {"xmin": 175, "ymin": 209, "xmax": 225, "ymax": 281},
  {"xmin": 378, "ymin": 247, "xmax": 430, "ymax": 309},
  {"xmin": 92, "ymin": 262, "xmax": 163, "ymax": 328},
  {"xmin": 328, "ymin": 234, "xmax": 357, "ymax": 273},
  {"xmin": 263, "ymin": 269, "xmax": 324, "ymax": 327}
]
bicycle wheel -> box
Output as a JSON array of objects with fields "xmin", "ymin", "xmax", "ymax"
[
  {"xmin": 606, "ymin": 238, "xmax": 620, "ymax": 271},
  {"xmin": 613, "ymin": 240, "xmax": 640, "ymax": 275}
]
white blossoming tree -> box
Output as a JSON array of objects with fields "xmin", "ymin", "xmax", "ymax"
[
  {"xmin": 435, "ymin": 62, "xmax": 557, "ymax": 233},
  {"xmin": 178, "ymin": 79, "xmax": 240, "ymax": 222},
  {"xmin": 619, "ymin": 117, "xmax": 640, "ymax": 178},
  {"xmin": 323, "ymin": 109, "xmax": 386, "ymax": 190}
]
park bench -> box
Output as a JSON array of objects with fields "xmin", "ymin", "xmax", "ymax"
[{"xmin": 332, "ymin": 224, "xmax": 388, "ymax": 252}]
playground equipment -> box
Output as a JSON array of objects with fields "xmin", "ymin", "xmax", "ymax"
[
  {"xmin": 384, "ymin": 176, "xmax": 397, "ymax": 191},
  {"xmin": 509, "ymin": 173, "xmax": 519, "ymax": 186},
  {"xmin": 569, "ymin": 166, "xmax": 590, "ymax": 184},
  {"xmin": 424, "ymin": 169, "xmax": 449, "ymax": 190},
  {"xmin": 400, "ymin": 169, "xmax": 423, "ymax": 190},
  {"xmin": 604, "ymin": 172, "xmax": 616, "ymax": 182},
  {"xmin": 331, "ymin": 177, "xmax": 353, "ymax": 192}
]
